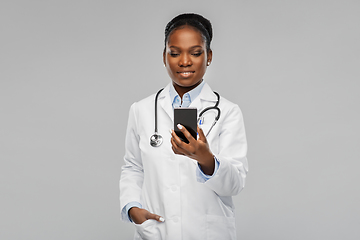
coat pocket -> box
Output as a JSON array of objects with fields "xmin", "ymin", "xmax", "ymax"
[
  {"xmin": 206, "ymin": 215, "xmax": 236, "ymax": 240},
  {"xmin": 134, "ymin": 219, "xmax": 160, "ymax": 240}
]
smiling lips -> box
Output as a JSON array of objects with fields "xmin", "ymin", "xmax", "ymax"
[{"xmin": 177, "ymin": 71, "xmax": 195, "ymax": 78}]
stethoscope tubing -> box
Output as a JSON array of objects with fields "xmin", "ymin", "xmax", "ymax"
[{"xmin": 154, "ymin": 88, "xmax": 164, "ymax": 134}]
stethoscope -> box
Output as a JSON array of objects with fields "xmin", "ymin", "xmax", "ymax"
[{"xmin": 150, "ymin": 88, "xmax": 221, "ymax": 147}]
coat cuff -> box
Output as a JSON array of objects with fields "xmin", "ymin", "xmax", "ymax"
[
  {"xmin": 196, "ymin": 156, "xmax": 220, "ymax": 183},
  {"xmin": 122, "ymin": 201, "xmax": 142, "ymax": 222}
]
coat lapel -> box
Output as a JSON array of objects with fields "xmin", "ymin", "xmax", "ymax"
[
  {"xmin": 190, "ymin": 83, "xmax": 219, "ymax": 135},
  {"xmin": 190, "ymin": 83, "xmax": 218, "ymax": 112},
  {"xmin": 158, "ymin": 83, "xmax": 173, "ymax": 122}
]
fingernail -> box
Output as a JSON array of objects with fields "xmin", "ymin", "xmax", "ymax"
[
  {"xmin": 169, "ymin": 129, "xmax": 173, "ymax": 134},
  {"xmin": 177, "ymin": 124, "xmax": 183, "ymax": 130},
  {"xmin": 159, "ymin": 217, "xmax": 165, "ymax": 222}
]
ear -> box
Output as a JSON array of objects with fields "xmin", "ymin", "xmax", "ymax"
[
  {"xmin": 163, "ymin": 49, "xmax": 166, "ymax": 67},
  {"xmin": 207, "ymin": 49, "xmax": 213, "ymax": 65}
]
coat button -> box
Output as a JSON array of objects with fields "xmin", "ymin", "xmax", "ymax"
[
  {"xmin": 173, "ymin": 217, "xmax": 179, "ymax": 223},
  {"xmin": 171, "ymin": 186, "xmax": 177, "ymax": 192}
]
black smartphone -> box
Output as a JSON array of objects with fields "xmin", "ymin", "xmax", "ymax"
[{"xmin": 174, "ymin": 108, "xmax": 197, "ymax": 143}]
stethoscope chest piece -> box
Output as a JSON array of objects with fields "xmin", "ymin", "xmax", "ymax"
[{"xmin": 150, "ymin": 133, "xmax": 163, "ymax": 147}]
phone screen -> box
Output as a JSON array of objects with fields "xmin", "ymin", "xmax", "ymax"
[{"xmin": 174, "ymin": 108, "xmax": 197, "ymax": 143}]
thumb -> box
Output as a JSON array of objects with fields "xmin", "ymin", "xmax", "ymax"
[
  {"xmin": 197, "ymin": 125, "xmax": 207, "ymax": 142},
  {"xmin": 147, "ymin": 212, "xmax": 165, "ymax": 223}
]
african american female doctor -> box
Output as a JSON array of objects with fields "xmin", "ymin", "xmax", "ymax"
[{"xmin": 119, "ymin": 13, "xmax": 248, "ymax": 240}]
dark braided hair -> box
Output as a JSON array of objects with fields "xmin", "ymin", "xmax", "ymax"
[{"xmin": 164, "ymin": 13, "xmax": 213, "ymax": 52}]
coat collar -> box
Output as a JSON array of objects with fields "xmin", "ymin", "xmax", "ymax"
[{"xmin": 158, "ymin": 82, "xmax": 218, "ymax": 121}]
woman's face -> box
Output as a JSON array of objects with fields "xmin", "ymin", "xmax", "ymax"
[{"xmin": 163, "ymin": 26, "xmax": 212, "ymax": 90}]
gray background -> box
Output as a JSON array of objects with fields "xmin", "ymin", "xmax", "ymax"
[{"xmin": 1, "ymin": 0, "xmax": 359, "ymax": 239}]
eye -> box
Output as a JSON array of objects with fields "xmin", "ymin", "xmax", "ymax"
[
  {"xmin": 170, "ymin": 52, "xmax": 180, "ymax": 57},
  {"xmin": 192, "ymin": 52, "xmax": 203, "ymax": 57}
]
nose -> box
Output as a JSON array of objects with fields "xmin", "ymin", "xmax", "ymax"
[{"xmin": 178, "ymin": 53, "xmax": 192, "ymax": 67}]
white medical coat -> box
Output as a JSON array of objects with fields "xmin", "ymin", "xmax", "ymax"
[{"xmin": 119, "ymin": 83, "xmax": 248, "ymax": 240}]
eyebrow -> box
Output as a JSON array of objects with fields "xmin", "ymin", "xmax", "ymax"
[{"xmin": 169, "ymin": 45, "xmax": 204, "ymax": 50}]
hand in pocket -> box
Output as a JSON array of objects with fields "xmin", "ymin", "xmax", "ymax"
[{"xmin": 129, "ymin": 207, "xmax": 165, "ymax": 225}]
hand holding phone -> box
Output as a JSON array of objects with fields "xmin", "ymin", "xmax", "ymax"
[{"xmin": 170, "ymin": 121, "xmax": 215, "ymax": 175}]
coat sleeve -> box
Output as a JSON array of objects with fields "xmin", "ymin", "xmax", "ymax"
[
  {"xmin": 119, "ymin": 102, "xmax": 144, "ymax": 222},
  {"xmin": 203, "ymin": 104, "xmax": 249, "ymax": 196}
]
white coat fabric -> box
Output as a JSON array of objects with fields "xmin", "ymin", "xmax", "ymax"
[{"xmin": 119, "ymin": 82, "xmax": 248, "ymax": 240}]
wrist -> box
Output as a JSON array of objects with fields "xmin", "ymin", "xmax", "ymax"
[
  {"xmin": 197, "ymin": 152, "xmax": 214, "ymax": 165},
  {"xmin": 198, "ymin": 154, "xmax": 215, "ymax": 175},
  {"xmin": 128, "ymin": 207, "xmax": 140, "ymax": 220}
]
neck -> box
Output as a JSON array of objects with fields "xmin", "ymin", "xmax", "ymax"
[{"xmin": 173, "ymin": 80, "xmax": 203, "ymax": 99}]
